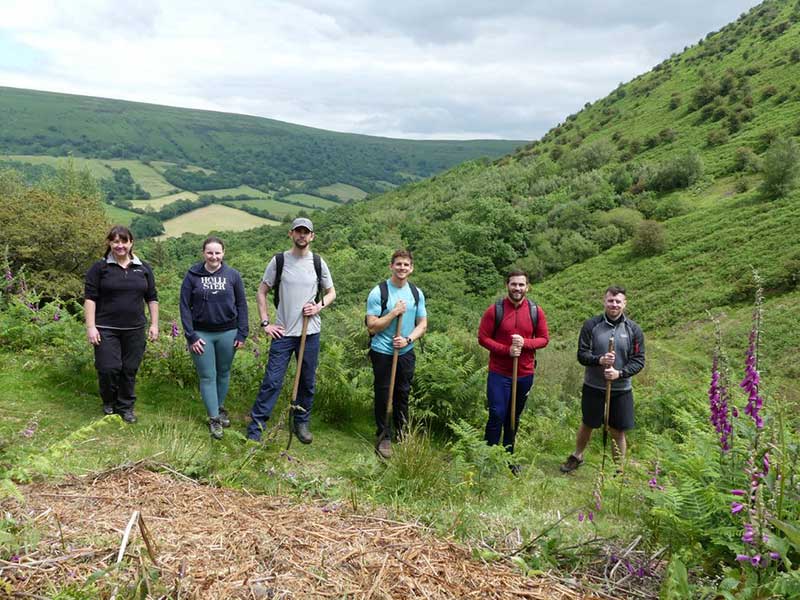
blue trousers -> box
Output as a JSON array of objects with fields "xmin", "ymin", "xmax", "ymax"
[
  {"xmin": 248, "ymin": 333, "xmax": 320, "ymax": 440},
  {"xmin": 484, "ymin": 371, "xmax": 534, "ymax": 453},
  {"xmin": 190, "ymin": 329, "xmax": 237, "ymax": 418}
]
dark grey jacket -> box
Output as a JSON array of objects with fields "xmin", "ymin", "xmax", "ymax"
[{"xmin": 577, "ymin": 314, "xmax": 645, "ymax": 391}]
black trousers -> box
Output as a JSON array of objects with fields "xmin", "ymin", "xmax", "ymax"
[
  {"xmin": 370, "ymin": 349, "xmax": 415, "ymax": 439},
  {"xmin": 94, "ymin": 327, "xmax": 147, "ymax": 412}
]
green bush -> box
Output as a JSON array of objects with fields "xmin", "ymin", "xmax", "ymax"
[
  {"xmin": 732, "ymin": 147, "xmax": 761, "ymax": 173},
  {"xmin": 631, "ymin": 220, "xmax": 668, "ymax": 256},
  {"xmin": 760, "ymin": 137, "xmax": 800, "ymax": 198},
  {"xmin": 647, "ymin": 152, "xmax": 703, "ymax": 192}
]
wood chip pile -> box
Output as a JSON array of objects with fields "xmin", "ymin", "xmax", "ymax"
[{"xmin": 1, "ymin": 465, "xmax": 606, "ymax": 599}]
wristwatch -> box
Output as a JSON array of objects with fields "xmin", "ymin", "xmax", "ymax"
[
  {"xmin": 260, "ymin": 319, "xmax": 270, "ymax": 327},
  {"xmin": 405, "ymin": 336, "xmax": 413, "ymax": 345}
]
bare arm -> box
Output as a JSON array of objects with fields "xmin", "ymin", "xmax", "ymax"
[
  {"xmin": 84, "ymin": 299, "xmax": 101, "ymax": 345},
  {"xmin": 147, "ymin": 301, "xmax": 159, "ymax": 341}
]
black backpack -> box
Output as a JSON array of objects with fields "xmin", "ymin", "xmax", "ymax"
[
  {"xmin": 365, "ymin": 280, "xmax": 420, "ymax": 340},
  {"xmin": 493, "ymin": 298, "xmax": 538, "ymax": 336},
  {"xmin": 272, "ymin": 252, "xmax": 323, "ymax": 308}
]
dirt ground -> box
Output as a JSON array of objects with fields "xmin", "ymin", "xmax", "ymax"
[{"xmin": 0, "ymin": 464, "xmax": 609, "ymax": 599}]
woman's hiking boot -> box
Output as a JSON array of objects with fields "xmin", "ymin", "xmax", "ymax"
[
  {"xmin": 218, "ymin": 407, "xmax": 231, "ymax": 428},
  {"xmin": 375, "ymin": 437, "xmax": 392, "ymax": 459},
  {"xmin": 209, "ymin": 417, "xmax": 224, "ymax": 440},
  {"xmin": 293, "ymin": 422, "xmax": 313, "ymax": 444}
]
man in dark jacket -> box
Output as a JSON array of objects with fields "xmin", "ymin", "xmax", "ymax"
[
  {"xmin": 478, "ymin": 270, "xmax": 549, "ymax": 467},
  {"xmin": 560, "ymin": 285, "xmax": 646, "ymax": 473}
]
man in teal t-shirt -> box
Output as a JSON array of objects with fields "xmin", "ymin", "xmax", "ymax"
[{"xmin": 366, "ymin": 250, "xmax": 428, "ymax": 458}]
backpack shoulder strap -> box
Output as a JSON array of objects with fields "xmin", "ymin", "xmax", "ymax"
[
  {"xmin": 378, "ymin": 280, "xmax": 389, "ymax": 315},
  {"xmin": 272, "ymin": 252, "xmax": 284, "ymax": 308},
  {"xmin": 527, "ymin": 299, "xmax": 538, "ymax": 331},
  {"xmin": 492, "ymin": 298, "xmax": 504, "ymax": 337},
  {"xmin": 312, "ymin": 253, "xmax": 323, "ymax": 304}
]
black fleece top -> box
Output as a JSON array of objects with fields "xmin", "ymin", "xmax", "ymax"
[
  {"xmin": 84, "ymin": 255, "xmax": 158, "ymax": 329},
  {"xmin": 179, "ymin": 262, "xmax": 249, "ymax": 344}
]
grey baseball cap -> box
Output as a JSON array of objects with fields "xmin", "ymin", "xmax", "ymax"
[{"xmin": 291, "ymin": 217, "xmax": 314, "ymax": 231}]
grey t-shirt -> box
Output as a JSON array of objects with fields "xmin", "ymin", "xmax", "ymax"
[{"xmin": 263, "ymin": 251, "xmax": 333, "ymax": 336}]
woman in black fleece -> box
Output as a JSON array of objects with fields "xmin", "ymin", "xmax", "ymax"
[{"xmin": 84, "ymin": 225, "xmax": 159, "ymax": 423}]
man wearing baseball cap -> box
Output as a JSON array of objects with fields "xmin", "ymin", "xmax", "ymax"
[{"xmin": 247, "ymin": 217, "xmax": 336, "ymax": 443}]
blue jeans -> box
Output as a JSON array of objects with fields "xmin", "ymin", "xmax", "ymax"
[
  {"xmin": 248, "ymin": 333, "xmax": 320, "ymax": 440},
  {"xmin": 484, "ymin": 371, "xmax": 534, "ymax": 454},
  {"xmin": 190, "ymin": 329, "xmax": 237, "ymax": 418}
]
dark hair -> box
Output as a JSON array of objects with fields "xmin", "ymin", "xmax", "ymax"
[
  {"xmin": 605, "ymin": 285, "xmax": 627, "ymax": 297},
  {"xmin": 104, "ymin": 225, "xmax": 134, "ymax": 258},
  {"xmin": 391, "ymin": 249, "xmax": 413, "ymax": 264},
  {"xmin": 506, "ymin": 269, "xmax": 528, "ymax": 283},
  {"xmin": 203, "ymin": 236, "xmax": 225, "ymax": 251}
]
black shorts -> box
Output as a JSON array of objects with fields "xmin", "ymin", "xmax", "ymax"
[{"xmin": 581, "ymin": 384, "xmax": 635, "ymax": 431}]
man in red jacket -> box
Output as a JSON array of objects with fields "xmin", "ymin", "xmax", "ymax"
[{"xmin": 478, "ymin": 271, "xmax": 549, "ymax": 467}]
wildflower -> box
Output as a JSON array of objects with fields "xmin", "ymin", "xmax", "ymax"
[
  {"xmin": 740, "ymin": 329, "xmax": 764, "ymax": 429},
  {"xmin": 587, "ymin": 512, "xmax": 594, "ymax": 522},
  {"xmin": 4, "ymin": 269, "xmax": 11, "ymax": 281},
  {"xmin": 731, "ymin": 489, "xmax": 746, "ymax": 496},
  {"xmin": 742, "ymin": 523, "xmax": 755, "ymax": 544},
  {"xmin": 708, "ymin": 354, "xmax": 732, "ymax": 450},
  {"xmin": 750, "ymin": 554, "xmax": 761, "ymax": 567},
  {"xmin": 578, "ymin": 512, "xmax": 585, "ymax": 522},
  {"xmin": 735, "ymin": 554, "xmax": 750, "ymax": 562},
  {"xmin": 53, "ymin": 311, "xmax": 61, "ymax": 322},
  {"xmin": 731, "ymin": 502, "xmax": 744, "ymax": 514},
  {"xmin": 170, "ymin": 320, "xmax": 179, "ymax": 338},
  {"xmin": 762, "ymin": 453, "xmax": 770, "ymax": 475},
  {"xmin": 769, "ymin": 552, "xmax": 780, "ymax": 560}
]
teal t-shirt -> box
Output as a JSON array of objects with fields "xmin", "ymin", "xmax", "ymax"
[{"xmin": 366, "ymin": 280, "xmax": 427, "ymax": 355}]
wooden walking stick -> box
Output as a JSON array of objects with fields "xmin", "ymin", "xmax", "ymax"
[
  {"xmin": 380, "ymin": 314, "xmax": 404, "ymax": 445},
  {"xmin": 510, "ymin": 354, "xmax": 519, "ymax": 433},
  {"xmin": 286, "ymin": 314, "xmax": 310, "ymax": 450},
  {"xmin": 601, "ymin": 336, "xmax": 615, "ymax": 472}
]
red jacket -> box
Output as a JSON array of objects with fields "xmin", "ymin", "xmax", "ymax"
[{"xmin": 478, "ymin": 298, "xmax": 549, "ymax": 377}]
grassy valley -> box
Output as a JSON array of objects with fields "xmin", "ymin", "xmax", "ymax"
[{"xmin": 2, "ymin": 1, "xmax": 800, "ymax": 597}]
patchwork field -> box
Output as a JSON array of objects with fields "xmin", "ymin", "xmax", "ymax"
[
  {"xmin": 2, "ymin": 154, "xmax": 114, "ymax": 180},
  {"xmin": 102, "ymin": 202, "xmax": 138, "ymax": 226},
  {"xmin": 226, "ymin": 198, "xmax": 312, "ymax": 217},
  {"xmin": 284, "ymin": 193, "xmax": 339, "ymax": 208},
  {"xmin": 317, "ymin": 182, "xmax": 367, "ymax": 201},
  {"xmin": 130, "ymin": 191, "xmax": 200, "ymax": 210},
  {"xmin": 157, "ymin": 204, "xmax": 279, "ymax": 239},
  {"xmin": 205, "ymin": 185, "xmax": 272, "ymax": 198}
]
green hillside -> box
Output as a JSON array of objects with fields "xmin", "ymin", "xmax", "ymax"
[{"xmin": 0, "ymin": 86, "xmax": 522, "ymax": 194}]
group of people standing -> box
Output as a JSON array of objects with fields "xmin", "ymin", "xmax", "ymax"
[{"xmin": 84, "ymin": 218, "xmax": 645, "ymax": 472}]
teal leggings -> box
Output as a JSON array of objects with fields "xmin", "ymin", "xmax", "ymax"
[{"xmin": 190, "ymin": 329, "xmax": 238, "ymax": 418}]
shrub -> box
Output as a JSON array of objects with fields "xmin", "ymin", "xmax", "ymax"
[
  {"xmin": 647, "ymin": 152, "xmax": 704, "ymax": 192},
  {"xmin": 760, "ymin": 137, "xmax": 800, "ymax": 198},
  {"xmin": 597, "ymin": 207, "xmax": 644, "ymax": 238},
  {"xmin": 732, "ymin": 147, "xmax": 761, "ymax": 173},
  {"xmin": 631, "ymin": 220, "xmax": 667, "ymax": 256},
  {"xmin": 706, "ymin": 129, "xmax": 729, "ymax": 147}
]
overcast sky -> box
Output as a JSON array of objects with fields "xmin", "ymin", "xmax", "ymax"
[{"xmin": 0, "ymin": 0, "xmax": 763, "ymax": 140}]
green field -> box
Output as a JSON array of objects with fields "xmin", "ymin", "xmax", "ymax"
[
  {"xmin": 157, "ymin": 203, "xmax": 279, "ymax": 238},
  {"xmin": 130, "ymin": 191, "xmax": 199, "ymax": 210},
  {"xmin": 2, "ymin": 154, "xmax": 114, "ymax": 180},
  {"xmin": 226, "ymin": 198, "xmax": 312, "ymax": 217},
  {"xmin": 106, "ymin": 159, "xmax": 177, "ymax": 197},
  {"xmin": 317, "ymin": 182, "xmax": 367, "ymax": 201},
  {"xmin": 149, "ymin": 160, "xmax": 215, "ymax": 175},
  {"xmin": 204, "ymin": 185, "xmax": 273, "ymax": 198},
  {"xmin": 284, "ymin": 193, "xmax": 339, "ymax": 208},
  {"xmin": 102, "ymin": 202, "xmax": 138, "ymax": 226}
]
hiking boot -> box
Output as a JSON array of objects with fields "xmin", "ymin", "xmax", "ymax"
[
  {"xmin": 102, "ymin": 403, "xmax": 114, "ymax": 416},
  {"xmin": 121, "ymin": 410, "xmax": 137, "ymax": 424},
  {"xmin": 293, "ymin": 422, "xmax": 313, "ymax": 444},
  {"xmin": 509, "ymin": 464, "xmax": 522, "ymax": 477},
  {"xmin": 375, "ymin": 437, "xmax": 393, "ymax": 459},
  {"xmin": 209, "ymin": 417, "xmax": 224, "ymax": 440},
  {"xmin": 218, "ymin": 407, "xmax": 231, "ymax": 428},
  {"xmin": 560, "ymin": 454, "xmax": 583, "ymax": 473}
]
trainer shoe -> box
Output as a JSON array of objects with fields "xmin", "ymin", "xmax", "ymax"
[
  {"xmin": 293, "ymin": 422, "xmax": 313, "ymax": 444},
  {"xmin": 218, "ymin": 407, "xmax": 231, "ymax": 428},
  {"xmin": 102, "ymin": 403, "xmax": 114, "ymax": 416},
  {"xmin": 209, "ymin": 417, "xmax": 224, "ymax": 440},
  {"xmin": 559, "ymin": 454, "xmax": 583, "ymax": 473},
  {"xmin": 509, "ymin": 464, "xmax": 522, "ymax": 477},
  {"xmin": 121, "ymin": 410, "xmax": 137, "ymax": 424},
  {"xmin": 375, "ymin": 437, "xmax": 393, "ymax": 459}
]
